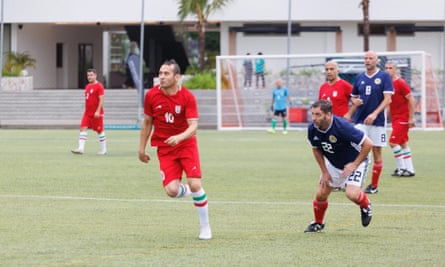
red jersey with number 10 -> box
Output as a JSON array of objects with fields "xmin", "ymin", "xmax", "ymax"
[
  {"xmin": 144, "ymin": 85, "xmax": 199, "ymax": 147},
  {"xmin": 84, "ymin": 82, "xmax": 105, "ymax": 116}
]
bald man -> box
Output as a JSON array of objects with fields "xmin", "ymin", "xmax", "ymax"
[
  {"xmin": 344, "ymin": 51, "xmax": 393, "ymax": 194},
  {"xmin": 319, "ymin": 61, "xmax": 352, "ymax": 117}
]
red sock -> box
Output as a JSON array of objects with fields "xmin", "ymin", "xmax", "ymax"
[
  {"xmin": 313, "ymin": 199, "xmax": 328, "ymax": 224},
  {"xmin": 355, "ymin": 191, "xmax": 370, "ymax": 209},
  {"xmin": 371, "ymin": 160, "xmax": 383, "ymax": 187}
]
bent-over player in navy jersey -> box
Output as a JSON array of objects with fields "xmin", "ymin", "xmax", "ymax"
[{"xmin": 304, "ymin": 99, "xmax": 374, "ymax": 233}]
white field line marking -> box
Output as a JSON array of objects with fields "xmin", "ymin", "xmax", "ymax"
[{"xmin": 1, "ymin": 194, "xmax": 444, "ymax": 209}]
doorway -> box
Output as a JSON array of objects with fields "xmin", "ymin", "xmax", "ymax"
[{"xmin": 78, "ymin": 43, "xmax": 93, "ymax": 88}]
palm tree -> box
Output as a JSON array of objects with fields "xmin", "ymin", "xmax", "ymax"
[
  {"xmin": 360, "ymin": 0, "xmax": 370, "ymax": 51},
  {"xmin": 177, "ymin": 0, "xmax": 232, "ymax": 71},
  {"xmin": 2, "ymin": 51, "xmax": 36, "ymax": 76}
]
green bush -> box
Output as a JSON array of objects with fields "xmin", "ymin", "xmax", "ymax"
[
  {"xmin": 2, "ymin": 51, "xmax": 36, "ymax": 77},
  {"xmin": 183, "ymin": 70, "xmax": 216, "ymax": 89}
]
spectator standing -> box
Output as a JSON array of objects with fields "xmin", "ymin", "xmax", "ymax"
[
  {"xmin": 243, "ymin": 53, "xmax": 253, "ymax": 89},
  {"xmin": 255, "ymin": 52, "xmax": 265, "ymax": 89},
  {"xmin": 123, "ymin": 42, "xmax": 139, "ymax": 89}
]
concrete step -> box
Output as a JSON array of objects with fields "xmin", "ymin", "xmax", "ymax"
[{"xmin": 0, "ymin": 89, "xmax": 218, "ymax": 129}]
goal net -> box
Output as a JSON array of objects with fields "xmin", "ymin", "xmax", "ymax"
[{"xmin": 216, "ymin": 51, "xmax": 443, "ymax": 131}]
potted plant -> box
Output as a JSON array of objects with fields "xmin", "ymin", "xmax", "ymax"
[{"xmin": 1, "ymin": 51, "xmax": 36, "ymax": 91}]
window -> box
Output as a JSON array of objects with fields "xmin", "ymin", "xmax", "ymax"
[{"xmin": 358, "ymin": 24, "xmax": 415, "ymax": 36}]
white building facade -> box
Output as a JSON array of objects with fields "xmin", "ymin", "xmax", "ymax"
[{"xmin": 1, "ymin": 0, "xmax": 444, "ymax": 89}]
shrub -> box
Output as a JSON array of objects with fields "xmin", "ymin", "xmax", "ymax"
[
  {"xmin": 182, "ymin": 70, "xmax": 216, "ymax": 89},
  {"xmin": 2, "ymin": 51, "xmax": 36, "ymax": 77}
]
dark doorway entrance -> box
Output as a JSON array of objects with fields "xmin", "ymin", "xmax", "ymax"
[
  {"xmin": 78, "ymin": 43, "xmax": 93, "ymax": 88},
  {"xmin": 125, "ymin": 25, "xmax": 190, "ymax": 88}
]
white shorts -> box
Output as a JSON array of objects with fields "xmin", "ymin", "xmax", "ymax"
[
  {"xmin": 355, "ymin": 124, "xmax": 387, "ymax": 147},
  {"xmin": 323, "ymin": 158, "xmax": 370, "ymax": 188}
]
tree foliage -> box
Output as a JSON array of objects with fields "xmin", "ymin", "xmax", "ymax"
[
  {"xmin": 2, "ymin": 51, "xmax": 36, "ymax": 77},
  {"xmin": 177, "ymin": 0, "xmax": 232, "ymax": 71},
  {"xmin": 183, "ymin": 70, "xmax": 216, "ymax": 89}
]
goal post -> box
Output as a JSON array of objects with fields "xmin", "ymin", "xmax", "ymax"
[{"xmin": 216, "ymin": 51, "xmax": 444, "ymax": 131}]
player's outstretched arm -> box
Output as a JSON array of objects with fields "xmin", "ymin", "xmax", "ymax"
[{"xmin": 138, "ymin": 116, "xmax": 153, "ymax": 163}]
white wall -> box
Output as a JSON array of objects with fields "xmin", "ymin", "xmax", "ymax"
[
  {"xmin": 2, "ymin": 0, "xmax": 445, "ymax": 23},
  {"xmin": 3, "ymin": 0, "xmax": 445, "ymax": 88},
  {"xmin": 220, "ymin": 20, "xmax": 445, "ymax": 69},
  {"xmin": 16, "ymin": 24, "xmax": 103, "ymax": 89}
]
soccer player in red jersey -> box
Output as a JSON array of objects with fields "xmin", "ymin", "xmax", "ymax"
[
  {"xmin": 138, "ymin": 59, "xmax": 211, "ymax": 240},
  {"xmin": 318, "ymin": 61, "xmax": 352, "ymax": 117},
  {"xmin": 385, "ymin": 62, "xmax": 416, "ymax": 177},
  {"xmin": 71, "ymin": 68, "xmax": 107, "ymax": 155}
]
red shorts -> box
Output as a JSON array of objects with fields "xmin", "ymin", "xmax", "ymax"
[
  {"xmin": 156, "ymin": 140, "xmax": 202, "ymax": 187},
  {"xmin": 80, "ymin": 113, "xmax": 104, "ymax": 133},
  {"xmin": 390, "ymin": 120, "xmax": 409, "ymax": 145}
]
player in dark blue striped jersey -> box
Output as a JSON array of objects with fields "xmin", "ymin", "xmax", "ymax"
[
  {"xmin": 345, "ymin": 51, "xmax": 393, "ymax": 194},
  {"xmin": 304, "ymin": 99, "xmax": 373, "ymax": 233}
]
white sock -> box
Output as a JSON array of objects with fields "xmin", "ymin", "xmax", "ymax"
[
  {"xmin": 99, "ymin": 132, "xmax": 107, "ymax": 152},
  {"xmin": 78, "ymin": 131, "xmax": 87, "ymax": 151},
  {"xmin": 403, "ymin": 147, "xmax": 415, "ymax": 172},
  {"xmin": 192, "ymin": 188, "xmax": 210, "ymax": 227},
  {"xmin": 175, "ymin": 184, "xmax": 191, "ymax": 198},
  {"xmin": 392, "ymin": 145, "xmax": 405, "ymax": 170}
]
